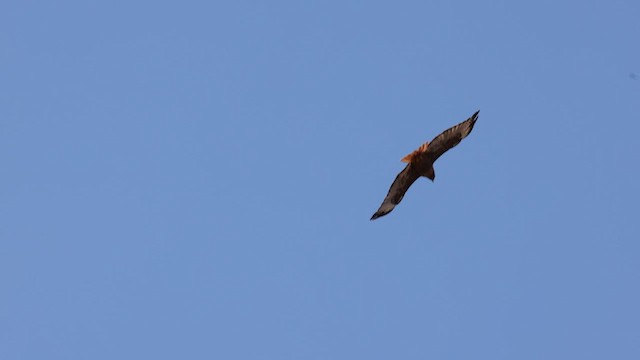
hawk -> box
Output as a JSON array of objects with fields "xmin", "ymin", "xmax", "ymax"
[{"xmin": 370, "ymin": 111, "xmax": 479, "ymax": 220}]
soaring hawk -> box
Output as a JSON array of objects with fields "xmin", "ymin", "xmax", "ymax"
[{"xmin": 371, "ymin": 111, "xmax": 479, "ymax": 220}]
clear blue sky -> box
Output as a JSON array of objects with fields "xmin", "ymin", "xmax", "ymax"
[{"xmin": 2, "ymin": 0, "xmax": 639, "ymax": 359}]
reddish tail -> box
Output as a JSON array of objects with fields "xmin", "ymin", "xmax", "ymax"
[{"xmin": 400, "ymin": 142, "xmax": 429, "ymax": 163}]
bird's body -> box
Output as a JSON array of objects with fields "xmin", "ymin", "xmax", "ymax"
[{"xmin": 370, "ymin": 111, "xmax": 479, "ymax": 220}]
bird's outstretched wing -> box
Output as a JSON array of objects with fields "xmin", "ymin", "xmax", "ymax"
[
  {"xmin": 426, "ymin": 110, "xmax": 479, "ymax": 162},
  {"xmin": 370, "ymin": 164, "xmax": 420, "ymax": 220}
]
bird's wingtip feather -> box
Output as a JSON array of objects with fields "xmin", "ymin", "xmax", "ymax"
[{"xmin": 370, "ymin": 204, "xmax": 394, "ymax": 220}]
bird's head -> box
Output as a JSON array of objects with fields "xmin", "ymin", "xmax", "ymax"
[{"xmin": 424, "ymin": 166, "xmax": 435, "ymax": 182}]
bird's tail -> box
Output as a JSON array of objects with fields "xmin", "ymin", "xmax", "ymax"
[{"xmin": 401, "ymin": 142, "xmax": 429, "ymax": 163}]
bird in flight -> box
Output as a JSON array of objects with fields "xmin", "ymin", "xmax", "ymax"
[{"xmin": 370, "ymin": 111, "xmax": 479, "ymax": 220}]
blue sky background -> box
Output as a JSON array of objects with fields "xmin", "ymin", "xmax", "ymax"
[{"xmin": 2, "ymin": 0, "xmax": 639, "ymax": 359}]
